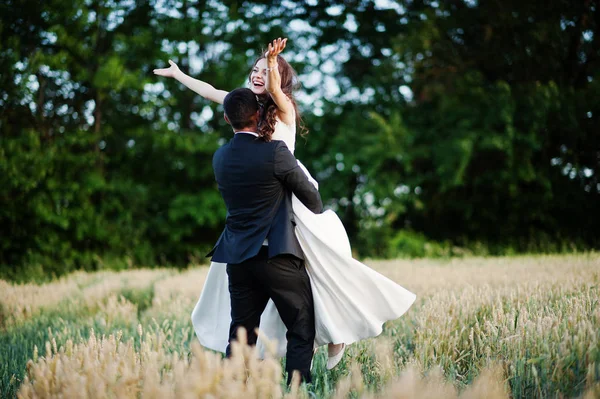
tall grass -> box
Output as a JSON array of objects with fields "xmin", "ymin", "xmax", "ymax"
[{"xmin": 1, "ymin": 253, "xmax": 599, "ymax": 398}]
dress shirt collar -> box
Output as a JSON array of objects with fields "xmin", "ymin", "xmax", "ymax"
[{"xmin": 234, "ymin": 131, "xmax": 259, "ymax": 137}]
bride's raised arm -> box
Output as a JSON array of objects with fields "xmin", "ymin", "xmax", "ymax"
[
  {"xmin": 153, "ymin": 59, "xmax": 229, "ymax": 104},
  {"xmin": 265, "ymin": 38, "xmax": 295, "ymax": 125}
]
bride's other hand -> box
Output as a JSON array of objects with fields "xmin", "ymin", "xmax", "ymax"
[
  {"xmin": 267, "ymin": 38, "xmax": 287, "ymax": 60},
  {"xmin": 264, "ymin": 38, "xmax": 294, "ymax": 124},
  {"xmin": 153, "ymin": 59, "xmax": 227, "ymax": 104},
  {"xmin": 153, "ymin": 59, "xmax": 181, "ymax": 78}
]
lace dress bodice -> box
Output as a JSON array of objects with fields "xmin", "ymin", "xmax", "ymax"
[{"xmin": 272, "ymin": 118, "xmax": 296, "ymax": 154}]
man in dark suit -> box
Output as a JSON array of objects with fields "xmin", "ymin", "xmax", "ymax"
[{"xmin": 208, "ymin": 88, "xmax": 323, "ymax": 384}]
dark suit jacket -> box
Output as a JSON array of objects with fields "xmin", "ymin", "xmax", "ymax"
[{"xmin": 208, "ymin": 133, "xmax": 323, "ymax": 264}]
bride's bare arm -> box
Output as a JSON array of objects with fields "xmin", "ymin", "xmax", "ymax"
[
  {"xmin": 153, "ymin": 60, "xmax": 228, "ymax": 105},
  {"xmin": 265, "ymin": 38, "xmax": 295, "ymax": 125}
]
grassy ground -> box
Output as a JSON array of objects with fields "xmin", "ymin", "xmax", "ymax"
[{"xmin": 1, "ymin": 254, "xmax": 599, "ymax": 398}]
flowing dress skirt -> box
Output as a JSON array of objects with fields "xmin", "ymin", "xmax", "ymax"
[{"xmin": 191, "ymin": 163, "xmax": 416, "ymax": 357}]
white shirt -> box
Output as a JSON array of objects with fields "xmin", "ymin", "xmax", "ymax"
[{"xmin": 234, "ymin": 131, "xmax": 259, "ymax": 137}]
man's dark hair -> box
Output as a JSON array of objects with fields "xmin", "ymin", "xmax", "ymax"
[{"xmin": 223, "ymin": 88, "xmax": 259, "ymax": 130}]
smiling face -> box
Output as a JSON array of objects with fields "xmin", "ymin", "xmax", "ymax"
[{"xmin": 249, "ymin": 58, "xmax": 268, "ymax": 95}]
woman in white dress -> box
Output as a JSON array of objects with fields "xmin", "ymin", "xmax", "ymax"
[{"xmin": 154, "ymin": 38, "xmax": 416, "ymax": 369}]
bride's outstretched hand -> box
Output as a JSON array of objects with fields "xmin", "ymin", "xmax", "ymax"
[
  {"xmin": 153, "ymin": 60, "xmax": 181, "ymax": 78},
  {"xmin": 266, "ymin": 38, "xmax": 287, "ymax": 61}
]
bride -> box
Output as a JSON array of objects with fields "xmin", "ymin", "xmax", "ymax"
[{"xmin": 154, "ymin": 38, "xmax": 416, "ymax": 369}]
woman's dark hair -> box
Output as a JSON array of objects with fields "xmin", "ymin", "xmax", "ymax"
[
  {"xmin": 223, "ymin": 88, "xmax": 259, "ymax": 130},
  {"xmin": 248, "ymin": 53, "xmax": 308, "ymax": 141}
]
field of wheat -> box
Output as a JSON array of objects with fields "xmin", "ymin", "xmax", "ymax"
[{"xmin": 1, "ymin": 253, "xmax": 599, "ymax": 398}]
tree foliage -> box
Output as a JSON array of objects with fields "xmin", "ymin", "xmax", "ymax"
[{"xmin": 1, "ymin": 0, "xmax": 598, "ymax": 278}]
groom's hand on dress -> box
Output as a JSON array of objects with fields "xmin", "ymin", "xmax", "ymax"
[{"xmin": 274, "ymin": 142, "xmax": 323, "ymax": 214}]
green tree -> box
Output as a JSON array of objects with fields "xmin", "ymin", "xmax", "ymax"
[{"xmin": 2, "ymin": 0, "xmax": 599, "ymax": 279}]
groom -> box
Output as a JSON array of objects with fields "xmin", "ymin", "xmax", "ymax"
[{"xmin": 208, "ymin": 88, "xmax": 323, "ymax": 384}]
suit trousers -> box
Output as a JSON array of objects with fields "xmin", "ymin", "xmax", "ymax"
[{"xmin": 225, "ymin": 246, "xmax": 315, "ymax": 384}]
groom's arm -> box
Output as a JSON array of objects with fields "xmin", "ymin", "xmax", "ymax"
[{"xmin": 274, "ymin": 142, "xmax": 323, "ymax": 214}]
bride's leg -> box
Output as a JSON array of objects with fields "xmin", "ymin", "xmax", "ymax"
[
  {"xmin": 328, "ymin": 343, "xmax": 344, "ymax": 357},
  {"xmin": 326, "ymin": 343, "xmax": 346, "ymax": 370}
]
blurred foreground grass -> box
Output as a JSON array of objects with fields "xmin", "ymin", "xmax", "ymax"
[{"xmin": 1, "ymin": 254, "xmax": 599, "ymax": 398}]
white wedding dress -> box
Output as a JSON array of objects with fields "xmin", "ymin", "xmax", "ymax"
[{"xmin": 191, "ymin": 118, "xmax": 417, "ymax": 358}]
